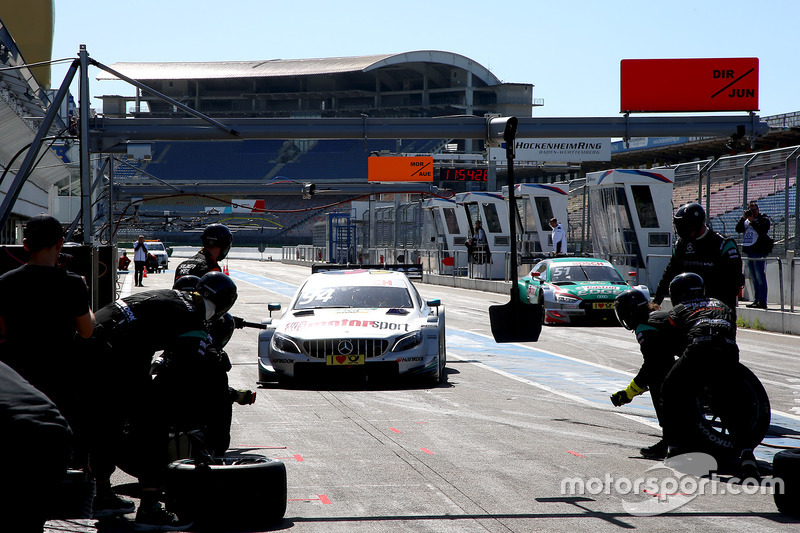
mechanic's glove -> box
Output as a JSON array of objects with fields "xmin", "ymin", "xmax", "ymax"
[
  {"xmin": 232, "ymin": 316, "xmax": 246, "ymax": 329},
  {"xmin": 610, "ymin": 380, "xmax": 646, "ymax": 407},
  {"xmin": 234, "ymin": 389, "xmax": 256, "ymax": 405}
]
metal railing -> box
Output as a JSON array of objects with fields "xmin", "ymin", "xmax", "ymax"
[
  {"xmin": 742, "ymin": 256, "xmax": 785, "ymax": 312},
  {"xmin": 281, "ymin": 245, "xmax": 796, "ymax": 312}
]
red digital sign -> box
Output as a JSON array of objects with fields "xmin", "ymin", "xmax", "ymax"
[
  {"xmin": 621, "ymin": 58, "xmax": 759, "ymax": 112},
  {"xmin": 440, "ymin": 168, "xmax": 488, "ymax": 182}
]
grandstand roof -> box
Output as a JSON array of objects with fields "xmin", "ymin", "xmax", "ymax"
[{"xmin": 98, "ymin": 50, "xmax": 503, "ymax": 86}]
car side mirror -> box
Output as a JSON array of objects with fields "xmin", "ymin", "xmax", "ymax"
[
  {"xmin": 426, "ymin": 298, "xmax": 441, "ymax": 316},
  {"xmin": 268, "ymin": 303, "xmax": 281, "ymax": 317}
]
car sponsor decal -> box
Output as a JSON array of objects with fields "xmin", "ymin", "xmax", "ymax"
[
  {"xmin": 283, "ymin": 319, "xmax": 410, "ymax": 332},
  {"xmin": 556, "ymin": 262, "xmax": 607, "ymax": 268},
  {"xmin": 573, "ymin": 286, "xmax": 625, "ymax": 296}
]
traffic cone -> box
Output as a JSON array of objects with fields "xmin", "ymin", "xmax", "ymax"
[
  {"xmin": 224, "ymin": 264, "xmax": 229, "ymax": 276},
  {"xmin": 143, "ymin": 266, "xmax": 148, "ymax": 278}
]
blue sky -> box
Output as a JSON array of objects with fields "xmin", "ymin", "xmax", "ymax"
[{"xmin": 50, "ymin": 0, "xmax": 798, "ymax": 118}]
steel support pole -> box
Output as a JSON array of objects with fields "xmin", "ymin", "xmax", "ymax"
[{"xmin": 79, "ymin": 45, "xmax": 92, "ymax": 244}]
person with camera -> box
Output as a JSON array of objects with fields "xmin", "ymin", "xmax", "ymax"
[
  {"xmin": 133, "ymin": 235, "xmax": 148, "ymax": 287},
  {"xmin": 653, "ymin": 202, "xmax": 744, "ymax": 313},
  {"xmin": 735, "ymin": 201, "xmax": 772, "ymax": 309},
  {"xmin": 174, "ymin": 223, "xmax": 232, "ymax": 282}
]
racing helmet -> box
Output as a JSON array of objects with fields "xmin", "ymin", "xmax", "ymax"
[
  {"xmin": 669, "ymin": 272, "xmax": 705, "ymax": 305},
  {"xmin": 208, "ymin": 312, "xmax": 235, "ymax": 349},
  {"xmin": 614, "ymin": 289, "xmax": 650, "ymax": 330},
  {"xmin": 673, "ymin": 203, "xmax": 706, "ymax": 241},
  {"xmin": 172, "ymin": 275, "xmax": 201, "ymax": 291},
  {"xmin": 202, "ymin": 224, "xmax": 233, "ymax": 261},
  {"xmin": 196, "ymin": 271, "xmax": 238, "ymax": 319}
]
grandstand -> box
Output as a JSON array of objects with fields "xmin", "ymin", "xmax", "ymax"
[
  {"xmin": 93, "ymin": 52, "xmax": 800, "ymax": 250},
  {"xmin": 99, "ymin": 51, "xmax": 539, "ymax": 244}
]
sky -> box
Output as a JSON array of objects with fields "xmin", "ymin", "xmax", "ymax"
[{"xmin": 48, "ymin": 0, "xmax": 799, "ymax": 119}]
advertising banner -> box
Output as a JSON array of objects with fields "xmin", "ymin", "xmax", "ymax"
[{"xmin": 489, "ymin": 138, "xmax": 611, "ymax": 162}]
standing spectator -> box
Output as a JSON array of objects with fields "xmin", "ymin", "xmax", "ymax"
[
  {"xmin": 550, "ymin": 218, "xmax": 567, "ymax": 256},
  {"xmin": 735, "ymin": 201, "xmax": 771, "ymax": 309},
  {"xmin": 174, "ymin": 223, "xmax": 232, "ymax": 282},
  {"xmin": 0, "ymin": 214, "xmax": 99, "ymax": 524},
  {"xmin": 0, "ymin": 214, "xmax": 95, "ymax": 424},
  {"xmin": 465, "ymin": 220, "xmax": 490, "ymax": 264},
  {"xmin": 653, "ymin": 203, "xmax": 744, "ymax": 312},
  {"xmin": 133, "ymin": 235, "xmax": 148, "ymax": 287},
  {"xmin": 118, "ymin": 250, "xmax": 131, "ymax": 271}
]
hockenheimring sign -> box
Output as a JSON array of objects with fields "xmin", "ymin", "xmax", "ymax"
[{"xmin": 489, "ymin": 138, "xmax": 612, "ymax": 163}]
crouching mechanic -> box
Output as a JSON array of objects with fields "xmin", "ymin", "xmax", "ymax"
[
  {"xmin": 611, "ymin": 289, "xmax": 678, "ymax": 459},
  {"xmin": 84, "ymin": 272, "xmax": 237, "ymax": 530},
  {"xmin": 153, "ymin": 276, "xmax": 256, "ymax": 457},
  {"xmin": 659, "ymin": 273, "xmax": 758, "ymax": 477}
]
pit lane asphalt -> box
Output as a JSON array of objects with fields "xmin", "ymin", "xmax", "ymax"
[{"xmin": 46, "ymin": 259, "xmax": 800, "ymax": 532}]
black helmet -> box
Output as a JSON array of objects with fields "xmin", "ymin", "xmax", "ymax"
[
  {"xmin": 614, "ymin": 289, "xmax": 650, "ymax": 330},
  {"xmin": 172, "ymin": 275, "xmax": 201, "ymax": 291},
  {"xmin": 669, "ymin": 273, "xmax": 705, "ymax": 305},
  {"xmin": 196, "ymin": 271, "xmax": 238, "ymax": 319},
  {"xmin": 208, "ymin": 312, "xmax": 235, "ymax": 349},
  {"xmin": 202, "ymin": 224, "xmax": 233, "ymax": 261},
  {"xmin": 673, "ymin": 203, "xmax": 706, "ymax": 240}
]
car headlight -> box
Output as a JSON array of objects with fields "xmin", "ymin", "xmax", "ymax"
[
  {"xmin": 272, "ymin": 333, "xmax": 302, "ymax": 354},
  {"xmin": 555, "ymin": 293, "xmax": 581, "ymax": 303},
  {"xmin": 391, "ymin": 330, "xmax": 422, "ymax": 352}
]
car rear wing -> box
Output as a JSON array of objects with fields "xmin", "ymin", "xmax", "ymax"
[{"xmin": 311, "ymin": 263, "xmax": 422, "ymax": 281}]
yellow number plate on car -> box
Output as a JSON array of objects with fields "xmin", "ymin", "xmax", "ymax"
[
  {"xmin": 592, "ymin": 302, "xmax": 614, "ymax": 310},
  {"xmin": 326, "ymin": 354, "xmax": 365, "ymax": 366}
]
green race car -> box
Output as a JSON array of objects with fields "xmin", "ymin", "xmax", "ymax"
[{"xmin": 519, "ymin": 257, "xmax": 650, "ymax": 325}]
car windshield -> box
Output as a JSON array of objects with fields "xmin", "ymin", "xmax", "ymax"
[
  {"xmin": 295, "ymin": 285, "xmax": 414, "ymax": 310},
  {"xmin": 147, "ymin": 243, "xmax": 165, "ymax": 252},
  {"xmin": 549, "ymin": 264, "xmax": 625, "ymax": 283}
]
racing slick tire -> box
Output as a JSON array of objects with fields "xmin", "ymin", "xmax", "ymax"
[
  {"xmin": 773, "ymin": 448, "xmax": 800, "ymax": 516},
  {"xmin": 427, "ymin": 333, "xmax": 447, "ymax": 386},
  {"xmin": 690, "ymin": 363, "xmax": 770, "ymax": 460},
  {"xmin": 166, "ymin": 454, "xmax": 287, "ymax": 527}
]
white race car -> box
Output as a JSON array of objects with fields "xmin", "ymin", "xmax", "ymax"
[{"xmin": 258, "ymin": 268, "xmax": 446, "ymax": 385}]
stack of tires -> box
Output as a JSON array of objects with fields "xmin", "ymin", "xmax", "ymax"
[{"xmin": 166, "ymin": 454, "xmax": 287, "ymax": 528}]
